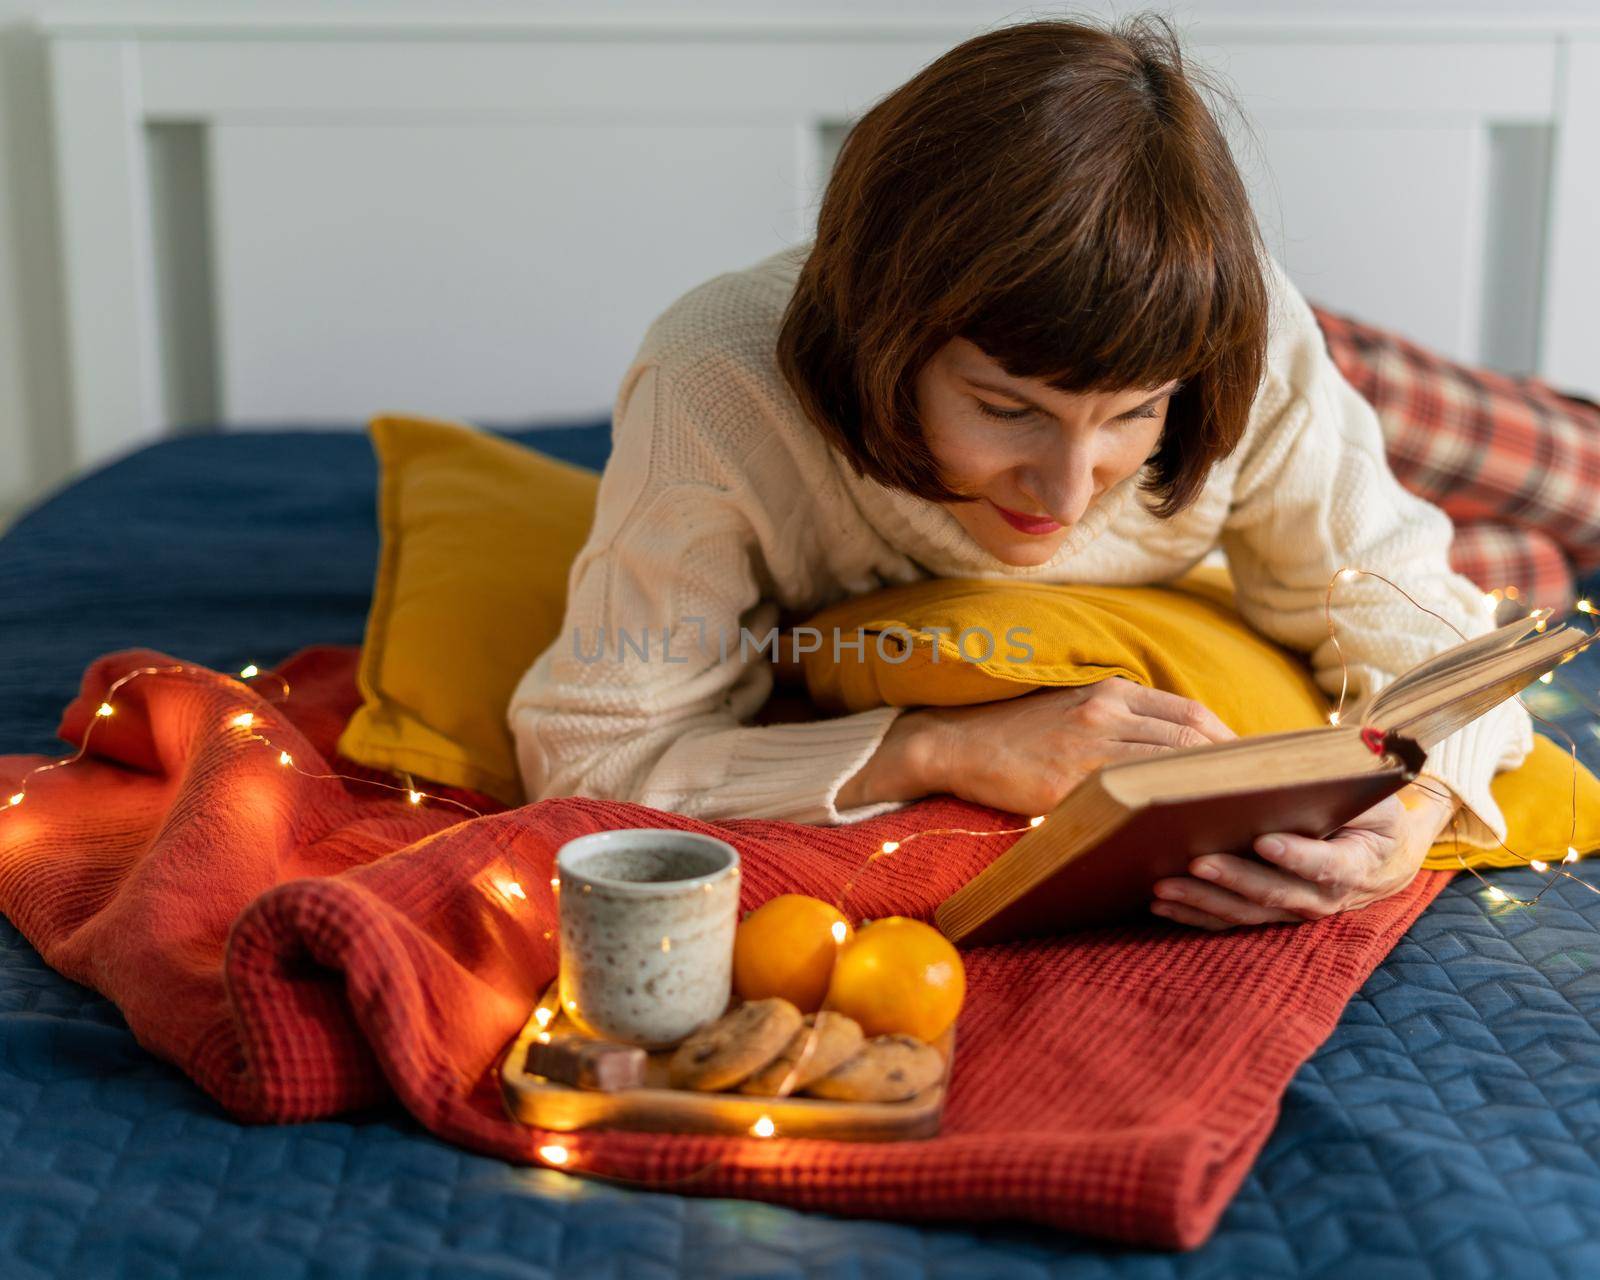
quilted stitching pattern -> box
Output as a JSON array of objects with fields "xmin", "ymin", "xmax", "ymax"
[
  {"xmin": 3, "ymin": 431, "xmax": 1600, "ymax": 1275},
  {"xmin": 6, "ymin": 851, "xmax": 1599, "ymax": 1275}
]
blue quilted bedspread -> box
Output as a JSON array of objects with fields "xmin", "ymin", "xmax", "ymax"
[{"xmin": 3, "ymin": 426, "xmax": 1600, "ymax": 1278}]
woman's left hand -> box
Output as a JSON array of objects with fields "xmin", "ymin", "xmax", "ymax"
[{"xmin": 1149, "ymin": 783, "xmax": 1457, "ymax": 930}]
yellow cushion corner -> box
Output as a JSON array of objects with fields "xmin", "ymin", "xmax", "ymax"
[
  {"xmin": 1423, "ymin": 734, "xmax": 1600, "ymax": 870},
  {"xmin": 337, "ymin": 413, "xmax": 599, "ymax": 805}
]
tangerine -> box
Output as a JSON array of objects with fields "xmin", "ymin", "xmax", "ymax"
[
  {"xmin": 732, "ymin": 894, "xmax": 852, "ymax": 1012},
  {"xmin": 823, "ymin": 916, "xmax": 965, "ymax": 1042}
]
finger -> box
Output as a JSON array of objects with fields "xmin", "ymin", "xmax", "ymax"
[
  {"xmin": 1118, "ymin": 683, "xmax": 1237, "ymax": 743},
  {"xmin": 1188, "ymin": 851, "xmax": 1341, "ymax": 918},
  {"xmin": 1249, "ymin": 830, "xmax": 1364, "ymax": 888},
  {"xmin": 1112, "ymin": 712, "xmax": 1216, "ymax": 752},
  {"xmin": 1152, "ymin": 875, "xmax": 1303, "ymax": 927},
  {"xmin": 1150, "ymin": 899, "xmax": 1238, "ymax": 931},
  {"xmin": 1093, "ymin": 739, "xmax": 1181, "ymax": 764}
]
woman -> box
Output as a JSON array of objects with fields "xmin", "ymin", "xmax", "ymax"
[{"xmin": 509, "ymin": 16, "xmax": 1532, "ymax": 931}]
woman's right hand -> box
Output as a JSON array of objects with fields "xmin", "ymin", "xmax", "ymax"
[{"xmin": 848, "ymin": 678, "xmax": 1238, "ymax": 817}]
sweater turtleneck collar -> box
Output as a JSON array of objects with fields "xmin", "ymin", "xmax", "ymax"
[{"xmin": 829, "ymin": 448, "xmax": 1149, "ymax": 581}]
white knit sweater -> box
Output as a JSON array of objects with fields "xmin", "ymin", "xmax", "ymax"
[{"xmin": 508, "ymin": 241, "xmax": 1533, "ymax": 846}]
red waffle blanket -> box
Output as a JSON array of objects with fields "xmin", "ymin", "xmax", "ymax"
[{"xmin": 0, "ymin": 646, "xmax": 1447, "ymax": 1249}]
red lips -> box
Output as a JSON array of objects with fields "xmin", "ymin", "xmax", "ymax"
[{"xmin": 989, "ymin": 500, "xmax": 1062, "ymax": 535}]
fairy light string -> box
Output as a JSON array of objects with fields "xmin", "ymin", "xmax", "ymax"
[
  {"xmin": 3, "ymin": 564, "xmax": 1598, "ymax": 1174},
  {"xmin": 4, "ymin": 662, "xmax": 189, "ymax": 811},
  {"xmin": 468, "ymin": 568, "xmax": 1600, "ymax": 1177},
  {"xmin": 2, "ymin": 661, "xmax": 488, "ymax": 824},
  {"xmin": 1322, "ymin": 567, "xmax": 1598, "ymax": 910},
  {"xmin": 836, "ymin": 567, "xmax": 1599, "ymax": 924},
  {"xmin": 492, "ymin": 562, "xmax": 1600, "ymax": 1181}
]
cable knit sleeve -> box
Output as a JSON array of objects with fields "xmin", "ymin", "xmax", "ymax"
[
  {"xmin": 1218, "ymin": 261, "xmax": 1535, "ymax": 849},
  {"xmin": 507, "ymin": 360, "xmax": 911, "ymax": 825}
]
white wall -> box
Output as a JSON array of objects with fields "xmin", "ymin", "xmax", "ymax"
[
  {"xmin": 0, "ymin": 4, "xmax": 68, "ymax": 525},
  {"xmin": 4, "ymin": 0, "xmax": 1598, "ymax": 527}
]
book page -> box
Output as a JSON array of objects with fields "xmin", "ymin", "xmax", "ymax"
[
  {"xmin": 1367, "ymin": 612, "xmax": 1547, "ymax": 723},
  {"xmin": 1379, "ymin": 623, "xmax": 1590, "ymax": 747}
]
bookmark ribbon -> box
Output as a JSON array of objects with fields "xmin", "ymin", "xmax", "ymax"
[{"xmin": 1359, "ymin": 725, "xmax": 1427, "ymax": 777}]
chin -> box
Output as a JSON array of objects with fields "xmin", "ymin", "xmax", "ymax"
[{"xmin": 981, "ymin": 531, "xmax": 1067, "ymax": 567}]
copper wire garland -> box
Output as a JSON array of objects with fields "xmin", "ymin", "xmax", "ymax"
[
  {"xmin": 1322, "ymin": 567, "xmax": 1598, "ymax": 911},
  {"xmin": 1, "ymin": 566, "xmax": 1597, "ymax": 1179}
]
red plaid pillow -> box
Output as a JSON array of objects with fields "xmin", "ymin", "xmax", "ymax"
[
  {"xmin": 1313, "ymin": 305, "xmax": 1600, "ymax": 615},
  {"xmin": 1440, "ymin": 524, "xmax": 1571, "ymax": 619}
]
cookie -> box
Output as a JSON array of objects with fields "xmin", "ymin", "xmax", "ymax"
[
  {"xmin": 667, "ymin": 997, "xmax": 803, "ymax": 1091},
  {"xmin": 804, "ymin": 1033, "xmax": 944, "ymax": 1103},
  {"xmin": 739, "ymin": 1012, "xmax": 865, "ymax": 1096}
]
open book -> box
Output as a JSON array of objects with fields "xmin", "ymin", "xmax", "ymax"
[{"xmin": 934, "ymin": 610, "xmax": 1592, "ymax": 946}]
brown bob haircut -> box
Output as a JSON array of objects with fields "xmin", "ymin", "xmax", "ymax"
[{"xmin": 777, "ymin": 14, "xmax": 1269, "ymax": 520}]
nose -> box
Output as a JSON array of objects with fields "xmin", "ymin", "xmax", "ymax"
[{"xmin": 1021, "ymin": 452, "xmax": 1097, "ymax": 526}]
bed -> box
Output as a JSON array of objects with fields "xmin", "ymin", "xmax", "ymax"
[{"xmin": 4, "ymin": 425, "xmax": 1600, "ymax": 1278}]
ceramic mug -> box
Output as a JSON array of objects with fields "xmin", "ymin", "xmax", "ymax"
[{"xmin": 554, "ymin": 828, "xmax": 741, "ymax": 1048}]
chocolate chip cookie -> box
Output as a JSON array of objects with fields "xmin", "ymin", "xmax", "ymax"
[
  {"xmin": 739, "ymin": 1011, "xmax": 865, "ymax": 1096},
  {"xmin": 804, "ymin": 1033, "xmax": 944, "ymax": 1103},
  {"xmin": 667, "ymin": 997, "xmax": 803, "ymax": 1091}
]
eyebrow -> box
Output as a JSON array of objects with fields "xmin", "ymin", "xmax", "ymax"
[{"xmin": 962, "ymin": 377, "xmax": 1184, "ymax": 417}]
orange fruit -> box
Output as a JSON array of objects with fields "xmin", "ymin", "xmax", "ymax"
[
  {"xmin": 823, "ymin": 916, "xmax": 965, "ymax": 1042},
  {"xmin": 732, "ymin": 894, "xmax": 853, "ymax": 1012}
]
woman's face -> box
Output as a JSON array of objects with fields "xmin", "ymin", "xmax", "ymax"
[{"xmin": 913, "ymin": 337, "xmax": 1178, "ymax": 567}]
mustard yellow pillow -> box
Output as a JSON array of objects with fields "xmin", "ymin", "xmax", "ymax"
[
  {"xmin": 798, "ymin": 564, "xmax": 1599, "ymax": 870},
  {"xmin": 337, "ymin": 414, "xmax": 599, "ymax": 804}
]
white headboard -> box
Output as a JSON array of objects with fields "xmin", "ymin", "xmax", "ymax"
[{"xmin": 43, "ymin": 12, "xmax": 1600, "ymax": 472}]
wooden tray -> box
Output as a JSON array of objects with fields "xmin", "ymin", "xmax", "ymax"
[{"xmin": 499, "ymin": 1004, "xmax": 954, "ymax": 1142}]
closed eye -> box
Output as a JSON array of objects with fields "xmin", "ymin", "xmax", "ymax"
[
  {"xmin": 1122, "ymin": 383, "xmax": 1184, "ymax": 421},
  {"xmin": 974, "ymin": 382, "xmax": 1181, "ymax": 425},
  {"xmin": 975, "ymin": 400, "xmax": 1034, "ymax": 422},
  {"xmin": 1116, "ymin": 385, "xmax": 1182, "ymax": 423}
]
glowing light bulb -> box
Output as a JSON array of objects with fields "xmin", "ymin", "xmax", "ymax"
[
  {"xmin": 830, "ymin": 920, "xmax": 848, "ymax": 943},
  {"xmin": 1566, "ymin": 846, "xmax": 1580, "ymax": 864},
  {"xmin": 1029, "ymin": 815, "xmax": 1046, "ymax": 827},
  {"xmin": 538, "ymin": 1144, "xmax": 570, "ymax": 1166},
  {"xmin": 1539, "ymin": 671, "xmax": 1554, "ymax": 684},
  {"xmin": 750, "ymin": 1115, "xmax": 776, "ymax": 1138},
  {"xmin": 880, "ymin": 840, "xmax": 900, "ymax": 854},
  {"xmin": 278, "ymin": 751, "xmax": 292, "ymax": 767},
  {"xmin": 1578, "ymin": 599, "xmax": 1594, "ymax": 614},
  {"xmin": 229, "ymin": 712, "xmax": 254, "ymax": 729},
  {"xmin": 1328, "ymin": 711, "xmax": 1341, "ymax": 726},
  {"xmin": 1338, "ymin": 568, "xmax": 1359, "ymax": 581},
  {"xmin": 504, "ymin": 881, "xmax": 526, "ymax": 900},
  {"xmin": 550, "ymin": 876, "xmax": 560, "ymax": 890},
  {"xmin": 536, "ymin": 1031, "xmax": 551, "ymax": 1044},
  {"xmin": 95, "ymin": 703, "xmax": 114, "ymax": 718},
  {"xmin": 660, "ymin": 935, "xmax": 672, "ymax": 953},
  {"xmin": 239, "ymin": 664, "xmax": 259, "ymax": 679},
  {"xmin": 534, "ymin": 1006, "xmax": 554, "ymax": 1028},
  {"xmin": 7, "ymin": 792, "xmax": 22, "ymax": 807},
  {"xmin": 407, "ymin": 790, "xmax": 424, "ymax": 805},
  {"xmin": 1531, "ymin": 859, "xmax": 1549, "ymax": 874},
  {"xmin": 1486, "ymin": 885, "xmax": 1509, "ymax": 903},
  {"xmin": 1535, "ymin": 619, "xmax": 1548, "ymax": 633}
]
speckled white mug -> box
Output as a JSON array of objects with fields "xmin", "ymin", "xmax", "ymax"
[{"xmin": 554, "ymin": 829, "xmax": 741, "ymax": 1049}]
